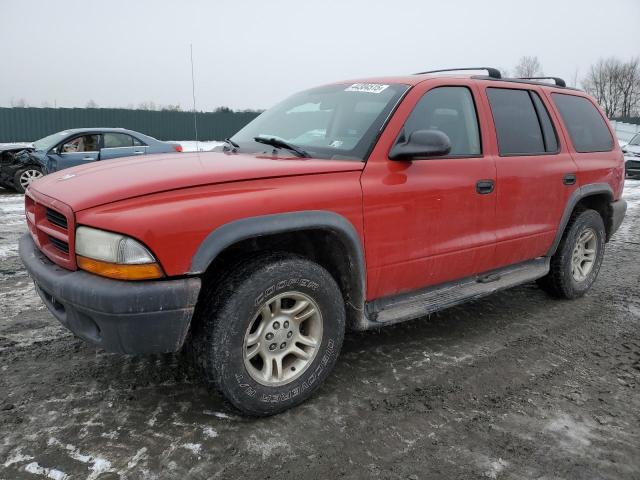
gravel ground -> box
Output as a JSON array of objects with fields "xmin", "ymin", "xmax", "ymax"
[{"xmin": 1, "ymin": 181, "xmax": 639, "ymax": 480}]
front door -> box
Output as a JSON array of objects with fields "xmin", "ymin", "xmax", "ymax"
[
  {"xmin": 48, "ymin": 134, "xmax": 101, "ymax": 171},
  {"xmin": 361, "ymin": 81, "xmax": 497, "ymax": 300}
]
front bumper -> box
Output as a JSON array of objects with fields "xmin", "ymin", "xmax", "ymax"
[
  {"xmin": 19, "ymin": 234, "xmax": 201, "ymax": 354},
  {"xmin": 625, "ymin": 158, "xmax": 640, "ymax": 176}
]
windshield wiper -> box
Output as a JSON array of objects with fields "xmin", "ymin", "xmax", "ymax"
[
  {"xmin": 223, "ymin": 138, "xmax": 240, "ymax": 152},
  {"xmin": 253, "ymin": 136, "xmax": 310, "ymax": 158}
]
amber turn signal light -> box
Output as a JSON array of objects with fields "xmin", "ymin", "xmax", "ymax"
[{"xmin": 76, "ymin": 255, "xmax": 164, "ymax": 280}]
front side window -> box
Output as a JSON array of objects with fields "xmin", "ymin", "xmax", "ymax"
[
  {"xmin": 60, "ymin": 134, "xmax": 100, "ymax": 153},
  {"xmin": 552, "ymin": 94, "xmax": 614, "ymax": 153},
  {"xmin": 402, "ymin": 86, "xmax": 481, "ymax": 156},
  {"xmin": 231, "ymin": 83, "xmax": 409, "ymax": 160},
  {"xmin": 103, "ymin": 133, "xmax": 134, "ymax": 148}
]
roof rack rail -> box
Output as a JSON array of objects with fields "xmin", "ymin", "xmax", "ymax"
[
  {"xmin": 414, "ymin": 67, "xmax": 502, "ymax": 79},
  {"xmin": 517, "ymin": 76, "xmax": 566, "ymax": 88}
]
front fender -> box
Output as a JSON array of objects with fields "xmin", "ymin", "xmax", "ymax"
[{"xmin": 189, "ymin": 210, "xmax": 368, "ymax": 330}]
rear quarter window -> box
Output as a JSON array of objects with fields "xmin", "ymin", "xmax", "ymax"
[{"xmin": 551, "ymin": 94, "xmax": 613, "ymax": 153}]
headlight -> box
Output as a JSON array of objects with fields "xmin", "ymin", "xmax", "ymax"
[{"xmin": 75, "ymin": 226, "xmax": 163, "ymax": 280}]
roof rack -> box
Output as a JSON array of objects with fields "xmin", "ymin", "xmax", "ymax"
[
  {"xmin": 414, "ymin": 67, "xmax": 502, "ymax": 79},
  {"xmin": 516, "ymin": 76, "xmax": 566, "ymax": 88}
]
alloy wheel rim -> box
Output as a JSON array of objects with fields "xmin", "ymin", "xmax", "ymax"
[
  {"xmin": 571, "ymin": 227, "xmax": 597, "ymax": 282},
  {"xmin": 243, "ymin": 291, "xmax": 323, "ymax": 387},
  {"xmin": 20, "ymin": 169, "xmax": 43, "ymax": 189}
]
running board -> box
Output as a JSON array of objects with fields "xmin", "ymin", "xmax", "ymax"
[{"xmin": 363, "ymin": 258, "xmax": 550, "ymax": 328}]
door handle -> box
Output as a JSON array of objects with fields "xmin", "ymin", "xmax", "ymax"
[
  {"xmin": 133, "ymin": 151, "xmax": 145, "ymax": 155},
  {"xmin": 563, "ymin": 173, "xmax": 577, "ymax": 185},
  {"xmin": 82, "ymin": 156, "xmax": 94, "ymax": 160},
  {"xmin": 476, "ymin": 179, "xmax": 495, "ymax": 195}
]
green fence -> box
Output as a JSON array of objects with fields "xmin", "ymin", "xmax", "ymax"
[{"xmin": 0, "ymin": 107, "xmax": 260, "ymax": 143}]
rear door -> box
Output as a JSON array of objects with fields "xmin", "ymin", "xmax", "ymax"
[
  {"xmin": 100, "ymin": 133, "xmax": 137, "ymax": 160},
  {"xmin": 481, "ymin": 84, "xmax": 578, "ymax": 266},
  {"xmin": 132, "ymin": 136, "xmax": 149, "ymax": 155}
]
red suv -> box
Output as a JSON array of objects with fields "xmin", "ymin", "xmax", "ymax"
[{"xmin": 20, "ymin": 68, "xmax": 626, "ymax": 415}]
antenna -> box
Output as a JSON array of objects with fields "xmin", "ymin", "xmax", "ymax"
[{"xmin": 190, "ymin": 44, "xmax": 199, "ymax": 151}]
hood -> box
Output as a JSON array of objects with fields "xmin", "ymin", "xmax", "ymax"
[
  {"xmin": 0, "ymin": 143, "xmax": 34, "ymax": 153},
  {"xmin": 29, "ymin": 151, "xmax": 364, "ymax": 211},
  {"xmin": 623, "ymin": 144, "xmax": 640, "ymax": 154}
]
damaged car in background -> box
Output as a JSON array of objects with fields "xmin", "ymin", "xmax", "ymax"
[{"xmin": 0, "ymin": 128, "xmax": 183, "ymax": 193}]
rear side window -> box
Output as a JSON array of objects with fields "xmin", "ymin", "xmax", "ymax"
[
  {"xmin": 530, "ymin": 93, "xmax": 558, "ymax": 152},
  {"xmin": 487, "ymin": 88, "xmax": 558, "ymax": 155},
  {"xmin": 402, "ymin": 86, "xmax": 481, "ymax": 156},
  {"xmin": 103, "ymin": 133, "xmax": 134, "ymax": 148},
  {"xmin": 551, "ymin": 94, "xmax": 613, "ymax": 153}
]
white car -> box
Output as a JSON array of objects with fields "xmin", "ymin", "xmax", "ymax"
[{"xmin": 622, "ymin": 133, "xmax": 640, "ymax": 178}]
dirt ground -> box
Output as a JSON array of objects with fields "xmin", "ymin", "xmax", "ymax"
[{"xmin": 1, "ymin": 181, "xmax": 639, "ymax": 480}]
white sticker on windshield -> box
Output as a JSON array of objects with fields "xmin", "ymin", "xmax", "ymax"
[{"xmin": 345, "ymin": 83, "xmax": 390, "ymax": 94}]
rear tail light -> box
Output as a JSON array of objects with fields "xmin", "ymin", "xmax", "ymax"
[{"xmin": 174, "ymin": 144, "xmax": 183, "ymax": 152}]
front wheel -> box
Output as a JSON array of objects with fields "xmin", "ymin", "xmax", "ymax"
[
  {"xmin": 14, "ymin": 166, "xmax": 44, "ymax": 193},
  {"xmin": 192, "ymin": 254, "xmax": 345, "ymax": 416},
  {"xmin": 537, "ymin": 209, "xmax": 606, "ymax": 299}
]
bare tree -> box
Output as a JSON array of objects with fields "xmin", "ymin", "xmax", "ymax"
[
  {"xmin": 570, "ymin": 68, "xmax": 580, "ymax": 88},
  {"xmin": 137, "ymin": 101, "xmax": 157, "ymax": 111},
  {"xmin": 514, "ymin": 56, "xmax": 544, "ymax": 78},
  {"xmin": 617, "ymin": 57, "xmax": 640, "ymax": 118},
  {"xmin": 582, "ymin": 58, "xmax": 624, "ymax": 118},
  {"xmin": 160, "ymin": 104, "xmax": 182, "ymax": 111},
  {"xmin": 86, "ymin": 99, "xmax": 99, "ymax": 108},
  {"xmin": 10, "ymin": 97, "xmax": 28, "ymax": 108}
]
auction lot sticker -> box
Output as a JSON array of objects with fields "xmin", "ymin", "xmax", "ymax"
[{"xmin": 345, "ymin": 83, "xmax": 390, "ymax": 93}]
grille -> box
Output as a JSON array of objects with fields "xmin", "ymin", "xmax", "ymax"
[
  {"xmin": 627, "ymin": 160, "xmax": 640, "ymax": 169},
  {"xmin": 48, "ymin": 235, "xmax": 69, "ymax": 254},
  {"xmin": 46, "ymin": 208, "xmax": 68, "ymax": 229},
  {"xmin": 25, "ymin": 192, "xmax": 76, "ymax": 270}
]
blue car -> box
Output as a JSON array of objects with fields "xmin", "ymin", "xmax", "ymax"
[{"xmin": 0, "ymin": 128, "xmax": 182, "ymax": 193}]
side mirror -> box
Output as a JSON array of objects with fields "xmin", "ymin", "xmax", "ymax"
[{"xmin": 389, "ymin": 129, "xmax": 452, "ymax": 160}]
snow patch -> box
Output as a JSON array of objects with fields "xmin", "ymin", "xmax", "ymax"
[
  {"xmin": 245, "ymin": 434, "xmax": 290, "ymax": 460},
  {"xmin": 544, "ymin": 414, "xmax": 594, "ymax": 454},
  {"xmin": 47, "ymin": 438, "xmax": 113, "ymax": 480},
  {"xmin": 203, "ymin": 410, "xmax": 235, "ymax": 420},
  {"xmin": 126, "ymin": 447, "xmax": 148, "ymax": 469},
  {"xmin": 175, "ymin": 140, "xmax": 224, "ymax": 152},
  {"xmin": 202, "ymin": 426, "xmax": 218, "ymax": 439},
  {"xmin": 182, "ymin": 443, "xmax": 202, "ymax": 455},
  {"xmin": 3, "ymin": 448, "xmax": 34, "ymax": 467},
  {"xmin": 485, "ymin": 458, "xmax": 508, "ymax": 479},
  {"xmin": 23, "ymin": 462, "xmax": 68, "ymax": 480}
]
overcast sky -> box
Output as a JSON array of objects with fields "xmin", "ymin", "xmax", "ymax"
[{"xmin": 1, "ymin": 0, "xmax": 638, "ymax": 111}]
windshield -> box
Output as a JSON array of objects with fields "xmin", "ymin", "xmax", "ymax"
[
  {"xmin": 629, "ymin": 134, "xmax": 640, "ymax": 146},
  {"xmin": 231, "ymin": 83, "xmax": 409, "ymax": 160},
  {"xmin": 33, "ymin": 131, "xmax": 72, "ymax": 151}
]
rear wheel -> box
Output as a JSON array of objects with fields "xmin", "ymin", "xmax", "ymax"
[
  {"xmin": 14, "ymin": 166, "xmax": 43, "ymax": 193},
  {"xmin": 191, "ymin": 254, "xmax": 345, "ymax": 416},
  {"xmin": 537, "ymin": 209, "xmax": 605, "ymax": 299}
]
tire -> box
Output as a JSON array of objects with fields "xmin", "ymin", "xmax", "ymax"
[
  {"xmin": 13, "ymin": 166, "xmax": 44, "ymax": 193},
  {"xmin": 191, "ymin": 254, "xmax": 345, "ymax": 416},
  {"xmin": 537, "ymin": 208, "xmax": 606, "ymax": 299}
]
